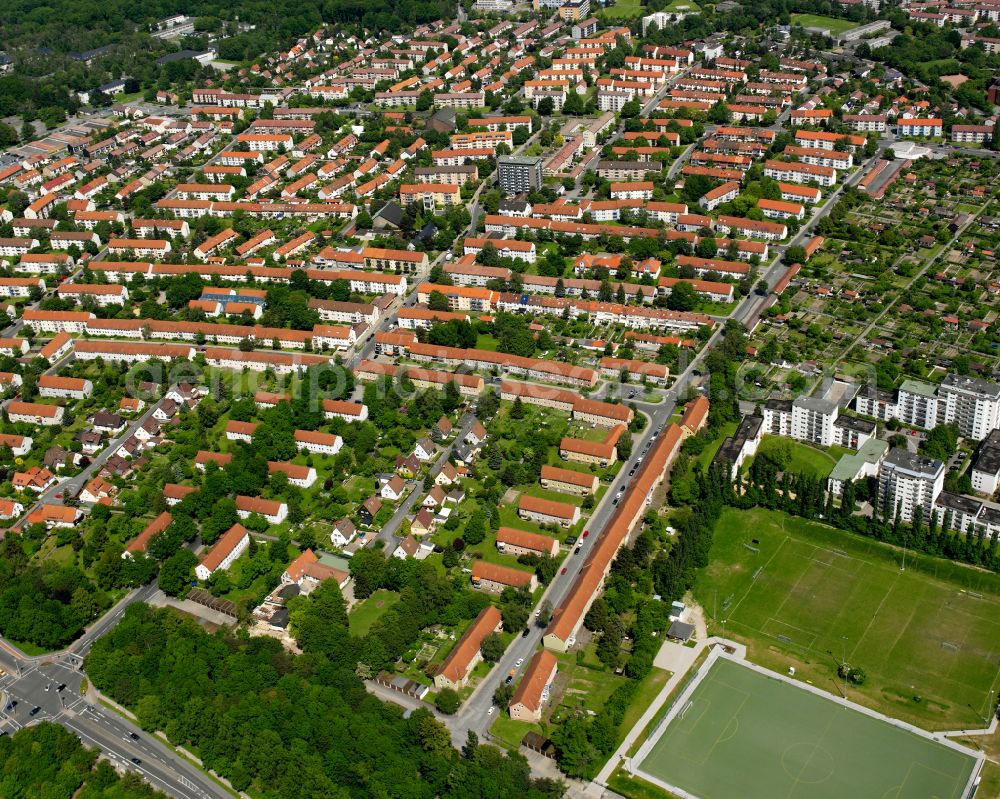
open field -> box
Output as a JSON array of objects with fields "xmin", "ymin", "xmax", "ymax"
[
  {"xmin": 750, "ymin": 436, "xmax": 840, "ymax": 478},
  {"xmin": 599, "ymin": 0, "xmax": 698, "ymax": 19},
  {"xmin": 598, "ymin": 0, "xmax": 646, "ymax": 19},
  {"xmin": 636, "ymin": 656, "xmax": 980, "ymax": 799},
  {"xmin": 790, "ymin": 13, "xmax": 860, "ymax": 33},
  {"xmin": 348, "ymin": 589, "xmax": 400, "ymax": 635},
  {"xmin": 694, "ymin": 508, "xmax": 1000, "ymax": 729}
]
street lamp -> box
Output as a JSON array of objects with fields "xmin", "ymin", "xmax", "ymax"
[{"xmin": 840, "ymin": 635, "xmax": 849, "ymax": 698}]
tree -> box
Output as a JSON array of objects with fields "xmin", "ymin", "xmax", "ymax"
[
  {"xmin": 464, "ymin": 510, "xmax": 487, "ymax": 545},
  {"xmin": 536, "ymin": 599, "xmax": 553, "ymax": 627},
  {"xmin": 158, "ymin": 549, "xmax": 197, "ymax": 596},
  {"xmin": 480, "ymin": 632, "xmax": 506, "ymax": 663},
  {"xmin": 462, "ymin": 730, "xmax": 479, "ymax": 759},
  {"xmin": 493, "ymin": 681, "xmax": 515, "ymax": 708},
  {"xmin": 563, "ymin": 91, "xmax": 585, "ymax": 116},
  {"xmin": 537, "ymin": 97, "xmax": 555, "ymax": 116},
  {"xmin": 416, "ymin": 89, "xmax": 434, "ymax": 112},
  {"xmin": 783, "ymin": 245, "xmax": 807, "ymax": 265},
  {"xmin": 428, "ymin": 290, "xmax": 450, "ymax": 311},
  {"xmin": 435, "ymin": 687, "xmax": 461, "ymax": 714},
  {"xmin": 620, "ymin": 99, "xmax": 641, "ymax": 119},
  {"xmin": 0, "ymin": 121, "xmax": 17, "ymax": 148},
  {"xmin": 920, "ymin": 424, "xmax": 959, "ymax": 461},
  {"xmin": 616, "ymin": 433, "xmax": 633, "ymax": 461},
  {"xmin": 666, "ymin": 281, "xmax": 698, "ymax": 311}
]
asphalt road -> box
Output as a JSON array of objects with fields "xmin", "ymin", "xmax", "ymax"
[
  {"xmin": 453, "ymin": 397, "xmax": 676, "ymax": 741},
  {"xmin": 9, "ymin": 385, "xmax": 170, "ymax": 533},
  {"xmin": 445, "ymin": 87, "xmax": 901, "ymax": 739},
  {"xmin": 0, "ymin": 598, "xmax": 233, "ymax": 799}
]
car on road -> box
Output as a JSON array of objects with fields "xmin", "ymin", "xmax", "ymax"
[
  {"xmin": 515, "ymin": 658, "xmax": 524, "ymax": 668},
  {"xmin": 5, "ymin": 702, "xmax": 15, "ymax": 712},
  {"xmin": 131, "ymin": 758, "xmax": 142, "ymax": 765},
  {"xmin": 44, "ymin": 684, "xmax": 50, "ymax": 692},
  {"xmin": 29, "ymin": 707, "xmax": 40, "ymax": 716},
  {"xmin": 561, "ymin": 567, "xmax": 568, "ymax": 575},
  {"xmin": 574, "ymin": 545, "xmax": 582, "ymax": 554},
  {"xmin": 129, "ymin": 732, "xmax": 139, "ymax": 740},
  {"xmin": 628, "ymin": 390, "xmax": 636, "ymax": 399},
  {"xmin": 55, "ymin": 493, "xmax": 62, "ymax": 499},
  {"xmin": 582, "ymin": 530, "xmax": 589, "ymax": 539},
  {"xmin": 504, "ymin": 675, "xmax": 513, "ymax": 684},
  {"xmin": 521, "ymin": 628, "xmax": 530, "ymax": 637},
  {"xmin": 487, "ymin": 706, "xmax": 495, "ymax": 716},
  {"xmin": 56, "ymin": 684, "xmax": 66, "ymax": 692}
]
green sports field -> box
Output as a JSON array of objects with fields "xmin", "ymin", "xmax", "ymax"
[
  {"xmin": 790, "ymin": 13, "xmax": 860, "ymax": 34},
  {"xmin": 638, "ymin": 657, "xmax": 980, "ymax": 799},
  {"xmin": 695, "ymin": 509, "xmax": 1000, "ymax": 728}
]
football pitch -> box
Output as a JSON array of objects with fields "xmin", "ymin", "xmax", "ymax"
[
  {"xmin": 695, "ymin": 508, "xmax": 1000, "ymax": 728},
  {"xmin": 790, "ymin": 13, "xmax": 860, "ymax": 33},
  {"xmin": 636, "ymin": 656, "xmax": 981, "ymax": 799}
]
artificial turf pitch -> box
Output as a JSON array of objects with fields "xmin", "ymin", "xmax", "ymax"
[{"xmin": 638, "ymin": 657, "xmax": 979, "ymax": 799}]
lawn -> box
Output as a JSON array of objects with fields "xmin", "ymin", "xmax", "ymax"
[
  {"xmin": 615, "ymin": 666, "xmax": 670, "ymax": 750},
  {"xmin": 790, "ymin": 13, "xmax": 860, "ymax": 34},
  {"xmin": 749, "ymin": 436, "xmax": 839, "ymax": 478},
  {"xmin": 349, "ymin": 589, "xmax": 400, "ymax": 635},
  {"xmin": 476, "ymin": 334, "xmax": 500, "ymax": 351},
  {"xmin": 600, "ymin": 0, "xmax": 698, "ymax": 19},
  {"xmin": 695, "ymin": 508, "xmax": 1000, "ymax": 729},
  {"xmin": 489, "ymin": 712, "xmax": 541, "ymax": 751},
  {"xmin": 598, "ymin": 0, "xmax": 645, "ymax": 19},
  {"xmin": 636, "ymin": 657, "xmax": 980, "ymax": 799},
  {"xmin": 551, "ymin": 645, "xmax": 628, "ymax": 722},
  {"xmin": 694, "ymin": 421, "xmax": 737, "ymax": 472}
]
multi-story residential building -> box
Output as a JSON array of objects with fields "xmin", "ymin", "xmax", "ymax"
[
  {"xmin": 399, "ymin": 183, "xmax": 462, "ymax": 209},
  {"xmin": 497, "ymin": 156, "xmax": 543, "ymax": 194},
  {"xmin": 877, "ymin": 448, "xmax": 945, "ymax": 523},
  {"xmin": 938, "ymin": 373, "xmax": 1000, "ymax": 441},
  {"xmin": 509, "ymin": 649, "xmax": 558, "ymax": 722},
  {"xmin": 470, "ymin": 561, "xmax": 538, "ymax": 593},
  {"xmin": 762, "ymin": 397, "xmax": 875, "ymax": 450},
  {"xmin": 951, "ymin": 125, "xmax": 994, "ymax": 144},
  {"xmin": 763, "ymin": 160, "xmax": 837, "ymax": 187},
  {"xmin": 843, "ymin": 114, "xmax": 887, "ymax": 132},
  {"xmin": 971, "ymin": 428, "xmax": 1000, "ymax": 496},
  {"xmin": 897, "ymin": 118, "xmax": 943, "ymax": 137},
  {"xmin": 195, "ymin": 523, "xmax": 250, "ymax": 581},
  {"xmin": 433, "ymin": 606, "xmax": 503, "ymax": 690},
  {"xmin": 496, "ymin": 526, "xmax": 562, "ymax": 557},
  {"xmin": 857, "ymin": 373, "xmax": 1000, "ymax": 441},
  {"xmin": 538, "ymin": 465, "xmax": 599, "ymax": 496}
]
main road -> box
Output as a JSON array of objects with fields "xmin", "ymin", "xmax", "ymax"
[
  {"xmin": 0, "ymin": 592, "xmax": 234, "ymax": 799},
  {"xmin": 448, "ymin": 127, "xmax": 898, "ymax": 745}
]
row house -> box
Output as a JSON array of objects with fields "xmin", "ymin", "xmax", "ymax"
[
  {"xmin": 764, "ymin": 159, "xmax": 837, "ymax": 187},
  {"xmin": 782, "ymin": 144, "xmax": 853, "ymax": 170}
]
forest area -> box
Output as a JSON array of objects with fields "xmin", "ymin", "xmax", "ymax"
[
  {"xmin": 0, "ymin": 723, "xmax": 168, "ymax": 799},
  {"xmin": 84, "ymin": 600, "xmax": 565, "ymax": 799}
]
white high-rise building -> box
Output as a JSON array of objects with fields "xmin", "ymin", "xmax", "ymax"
[
  {"xmin": 896, "ymin": 379, "xmax": 940, "ymax": 430},
  {"xmin": 791, "ymin": 397, "xmax": 838, "ymax": 447},
  {"xmin": 856, "ymin": 373, "xmax": 1000, "ymax": 442},
  {"xmin": 938, "ymin": 373, "xmax": 1000, "ymax": 441},
  {"xmin": 877, "ymin": 448, "xmax": 945, "ymax": 523}
]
